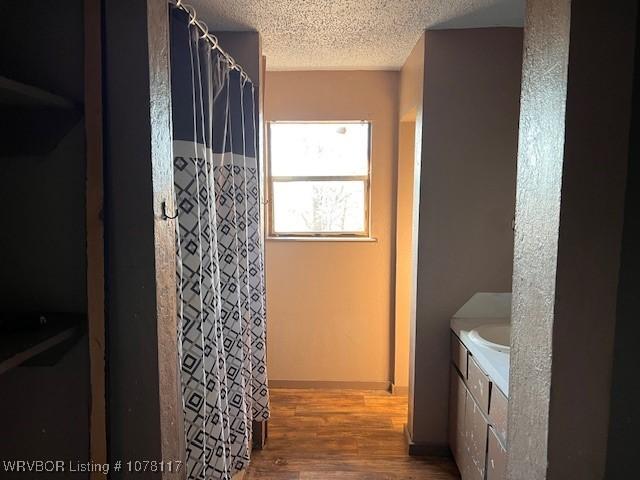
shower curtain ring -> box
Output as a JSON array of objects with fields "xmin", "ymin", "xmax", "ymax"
[
  {"xmin": 210, "ymin": 34, "xmax": 219, "ymax": 50},
  {"xmin": 162, "ymin": 201, "xmax": 179, "ymax": 220},
  {"xmin": 199, "ymin": 22, "xmax": 209, "ymax": 39},
  {"xmin": 185, "ymin": 4, "xmax": 197, "ymax": 24},
  {"xmin": 196, "ymin": 19, "xmax": 208, "ymax": 37}
]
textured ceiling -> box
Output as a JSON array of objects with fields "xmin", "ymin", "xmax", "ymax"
[{"xmin": 189, "ymin": 0, "xmax": 525, "ymax": 70}]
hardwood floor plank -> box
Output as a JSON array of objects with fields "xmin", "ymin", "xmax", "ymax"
[{"xmin": 245, "ymin": 389, "xmax": 460, "ymax": 479}]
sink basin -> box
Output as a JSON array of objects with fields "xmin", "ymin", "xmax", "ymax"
[{"xmin": 469, "ymin": 323, "xmax": 511, "ymax": 353}]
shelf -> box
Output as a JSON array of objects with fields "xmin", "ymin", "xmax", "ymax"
[
  {"xmin": 0, "ymin": 76, "xmax": 76, "ymax": 109},
  {"xmin": 0, "ymin": 75, "xmax": 82, "ymax": 157},
  {"xmin": 0, "ymin": 313, "xmax": 85, "ymax": 375}
]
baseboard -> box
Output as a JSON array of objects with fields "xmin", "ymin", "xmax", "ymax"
[
  {"xmin": 404, "ymin": 424, "xmax": 452, "ymax": 457},
  {"xmin": 390, "ymin": 383, "xmax": 409, "ymax": 395},
  {"xmin": 268, "ymin": 380, "xmax": 391, "ymax": 391}
]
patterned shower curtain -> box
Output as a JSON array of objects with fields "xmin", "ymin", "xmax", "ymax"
[{"xmin": 169, "ymin": 6, "xmax": 270, "ymax": 480}]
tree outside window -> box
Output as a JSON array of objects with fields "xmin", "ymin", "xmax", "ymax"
[{"xmin": 268, "ymin": 122, "xmax": 371, "ymax": 238}]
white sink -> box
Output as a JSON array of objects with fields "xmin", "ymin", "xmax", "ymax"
[{"xmin": 469, "ymin": 323, "xmax": 511, "ymax": 353}]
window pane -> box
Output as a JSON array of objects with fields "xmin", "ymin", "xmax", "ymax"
[
  {"xmin": 270, "ymin": 123, "xmax": 369, "ymax": 176},
  {"xmin": 272, "ymin": 181, "xmax": 366, "ymax": 233}
]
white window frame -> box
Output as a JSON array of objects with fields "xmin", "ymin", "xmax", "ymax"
[{"xmin": 266, "ymin": 120, "xmax": 372, "ymax": 239}]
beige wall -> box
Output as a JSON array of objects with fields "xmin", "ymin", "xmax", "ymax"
[
  {"xmin": 264, "ymin": 70, "xmax": 399, "ymax": 385},
  {"xmin": 394, "ymin": 35, "xmax": 426, "ymax": 394},
  {"xmin": 393, "ymin": 121, "xmax": 415, "ymax": 392},
  {"xmin": 399, "ymin": 34, "xmax": 425, "ymax": 120},
  {"xmin": 409, "ymin": 28, "xmax": 523, "ymax": 446}
]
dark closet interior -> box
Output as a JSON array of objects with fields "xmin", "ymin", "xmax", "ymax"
[{"xmin": 0, "ymin": 0, "xmax": 90, "ymax": 474}]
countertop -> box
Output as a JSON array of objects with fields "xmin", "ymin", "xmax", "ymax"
[
  {"xmin": 451, "ymin": 317, "xmax": 510, "ymax": 396},
  {"xmin": 450, "ymin": 292, "xmax": 512, "ymax": 396}
]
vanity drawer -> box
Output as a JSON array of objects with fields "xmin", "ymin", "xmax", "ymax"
[
  {"xmin": 464, "ymin": 388, "xmax": 489, "ymax": 480},
  {"xmin": 490, "ymin": 384, "xmax": 508, "ymax": 443},
  {"xmin": 450, "ymin": 332, "xmax": 468, "ymax": 378},
  {"xmin": 487, "ymin": 426, "xmax": 507, "ymax": 480},
  {"xmin": 468, "ymin": 355, "xmax": 490, "ymax": 414}
]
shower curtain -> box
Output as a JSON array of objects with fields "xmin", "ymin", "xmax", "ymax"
[{"xmin": 169, "ymin": 7, "xmax": 270, "ymax": 479}]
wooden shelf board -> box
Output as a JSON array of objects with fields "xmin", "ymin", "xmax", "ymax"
[
  {"xmin": 0, "ymin": 318, "xmax": 83, "ymax": 375},
  {"xmin": 0, "ymin": 75, "xmax": 76, "ymax": 109}
]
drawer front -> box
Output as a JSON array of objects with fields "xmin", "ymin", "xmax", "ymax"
[
  {"xmin": 490, "ymin": 384, "xmax": 508, "ymax": 443},
  {"xmin": 450, "ymin": 332, "xmax": 468, "ymax": 377},
  {"xmin": 468, "ymin": 355, "xmax": 490, "ymax": 414},
  {"xmin": 487, "ymin": 426, "xmax": 507, "ymax": 480},
  {"xmin": 464, "ymin": 389, "xmax": 489, "ymax": 480}
]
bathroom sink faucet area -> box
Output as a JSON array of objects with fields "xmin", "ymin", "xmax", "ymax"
[
  {"xmin": 450, "ymin": 292, "xmax": 511, "ymax": 394},
  {"xmin": 469, "ymin": 323, "xmax": 511, "ymax": 353}
]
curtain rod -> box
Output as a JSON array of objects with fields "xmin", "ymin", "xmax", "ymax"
[{"xmin": 172, "ymin": 0, "xmax": 253, "ymax": 84}]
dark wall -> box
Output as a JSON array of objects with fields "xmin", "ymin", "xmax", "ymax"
[
  {"xmin": 546, "ymin": 2, "xmax": 636, "ymax": 478},
  {"xmin": 605, "ymin": 12, "xmax": 640, "ymax": 478},
  {"xmin": 0, "ymin": 0, "xmax": 84, "ymax": 103},
  {"xmin": 0, "ymin": 123, "xmax": 87, "ymax": 312},
  {"xmin": 0, "ymin": 0, "xmax": 87, "ymax": 313},
  {"xmin": 0, "ymin": 340, "xmax": 90, "ymax": 479},
  {"xmin": 410, "ymin": 27, "xmax": 523, "ymax": 445},
  {"xmin": 103, "ymin": 0, "xmax": 164, "ymax": 466},
  {"xmin": 104, "ymin": 1, "xmax": 183, "ymax": 474},
  {"xmin": 0, "ymin": 0, "xmax": 89, "ymax": 474},
  {"xmin": 0, "ymin": 128, "xmax": 90, "ymax": 474},
  {"xmin": 507, "ymin": 1, "xmax": 637, "ymax": 478}
]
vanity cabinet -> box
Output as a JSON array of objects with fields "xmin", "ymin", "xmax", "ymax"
[
  {"xmin": 451, "ymin": 332, "xmax": 468, "ymax": 377},
  {"xmin": 487, "ymin": 426, "xmax": 507, "ymax": 480},
  {"xmin": 464, "ymin": 388, "xmax": 489, "ymax": 480},
  {"xmin": 449, "ymin": 367, "xmax": 466, "ymax": 462},
  {"xmin": 468, "ymin": 356, "xmax": 490, "ymax": 413},
  {"xmin": 489, "ymin": 384, "xmax": 508, "ymax": 442},
  {"xmin": 449, "ymin": 332, "xmax": 508, "ymax": 480}
]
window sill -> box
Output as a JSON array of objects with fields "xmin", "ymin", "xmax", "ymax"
[{"xmin": 266, "ymin": 236, "xmax": 378, "ymax": 243}]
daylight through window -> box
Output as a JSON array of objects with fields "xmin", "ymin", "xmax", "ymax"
[{"xmin": 268, "ymin": 122, "xmax": 371, "ymax": 237}]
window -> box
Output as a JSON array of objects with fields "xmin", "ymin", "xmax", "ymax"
[{"xmin": 267, "ymin": 121, "xmax": 371, "ymax": 238}]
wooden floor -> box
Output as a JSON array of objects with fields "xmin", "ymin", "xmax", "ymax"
[{"xmin": 245, "ymin": 388, "xmax": 460, "ymax": 479}]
